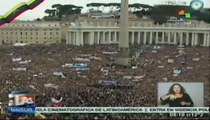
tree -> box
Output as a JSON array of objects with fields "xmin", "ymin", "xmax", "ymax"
[
  {"xmin": 44, "ymin": 9, "xmax": 52, "ymax": 16},
  {"xmin": 129, "ymin": 3, "xmax": 153, "ymax": 12},
  {"xmin": 152, "ymin": 14, "xmax": 168, "ymax": 24},
  {"xmin": 129, "ymin": 3, "xmax": 153, "ymax": 18},
  {"xmin": 196, "ymin": 9, "xmax": 210, "ymax": 23},
  {"xmin": 86, "ymin": 3, "xmax": 107, "ymax": 12},
  {"xmin": 59, "ymin": 5, "xmax": 82, "ymax": 16},
  {"xmin": 106, "ymin": 3, "xmax": 121, "ymax": 12},
  {"xmin": 52, "ymin": 4, "xmax": 63, "ymax": 17},
  {"xmin": 45, "ymin": 9, "xmax": 57, "ymax": 17},
  {"xmin": 36, "ymin": 18, "xmax": 41, "ymax": 21},
  {"xmin": 133, "ymin": 10, "xmax": 147, "ymax": 18},
  {"xmin": 50, "ymin": 4, "xmax": 83, "ymax": 19},
  {"xmin": 52, "ymin": 4, "xmax": 62, "ymax": 9},
  {"xmin": 129, "ymin": 3, "xmax": 153, "ymax": 9}
]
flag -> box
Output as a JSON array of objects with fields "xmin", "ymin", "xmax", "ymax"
[
  {"xmin": 51, "ymin": 97, "xmax": 63, "ymax": 107},
  {"xmin": 12, "ymin": 57, "xmax": 22, "ymax": 62},
  {"xmin": 35, "ymin": 112, "xmax": 46, "ymax": 119},
  {"xmin": 44, "ymin": 83, "xmax": 58, "ymax": 89},
  {"xmin": 178, "ymin": 10, "xmax": 185, "ymax": 16},
  {"xmin": 53, "ymin": 72, "xmax": 66, "ymax": 78},
  {"xmin": 89, "ymin": 56, "xmax": 102, "ymax": 61},
  {"xmin": 185, "ymin": 13, "xmax": 191, "ymax": 18}
]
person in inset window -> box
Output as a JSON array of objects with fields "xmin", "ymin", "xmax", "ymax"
[{"xmin": 160, "ymin": 83, "xmax": 194, "ymax": 107}]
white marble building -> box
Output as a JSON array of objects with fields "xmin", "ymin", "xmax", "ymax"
[
  {"xmin": 66, "ymin": 21, "xmax": 210, "ymax": 47},
  {"xmin": 0, "ymin": 21, "xmax": 62, "ymax": 45},
  {"xmin": 1, "ymin": 20, "xmax": 209, "ymax": 47}
]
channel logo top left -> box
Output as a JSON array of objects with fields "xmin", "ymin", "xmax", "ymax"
[{"xmin": 8, "ymin": 91, "xmax": 35, "ymax": 114}]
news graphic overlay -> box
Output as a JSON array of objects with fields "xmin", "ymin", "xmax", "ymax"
[
  {"xmin": 8, "ymin": 91, "xmax": 35, "ymax": 114},
  {"xmin": 178, "ymin": 9, "xmax": 191, "ymax": 19},
  {"xmin": 158, "ymin": 82, "xmax": 206, "ymax": 117},
  {"xmin": 190, "ymin": 0, "xmax": 204, "ymax": 11},
  {"xmin": 158, "ymin": 82, "xmax": 204, "ymax": 107},
  {"xmin": 0, "ymin": 0, "xmax": 44, "ymax": 27}
]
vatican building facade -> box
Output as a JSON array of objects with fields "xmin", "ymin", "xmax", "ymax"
[{"xmin": 0, "ymin": 19, "xmax": 210, "ymax": 47}]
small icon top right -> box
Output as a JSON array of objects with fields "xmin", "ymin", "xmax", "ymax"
[{"xmin": 190, "ymin": 0, "xmax": 204, "ymax": 11}]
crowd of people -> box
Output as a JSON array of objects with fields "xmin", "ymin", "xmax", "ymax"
[{"xmin": 0, "ymin": 43, "xmax": 209, "ymax": 119}]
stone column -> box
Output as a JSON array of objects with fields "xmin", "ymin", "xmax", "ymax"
[
  {"xmin": 68, "ymin": 31, "xmax": 71, "ymax": 45},
  {"xmin": 103, "ymin": 31, "xmax": 106, "ymax": 44},
  {"xmin": 194, "ymin": 33, "xmax": 198, "ymax": 46},
  {"xmin": 69, "ymin": 32, "xmax": 72, "ymax": 44},
  {"xmin": 68, "ymin": 31, "xmax": 71, "ymax": 44},
  {"xmin": 114, "ymin": 31, "xmax": 117, "ymax": 42},
  {"xmin": 66, "ymin": 31, "xmax": 69, "ymax": 44},
  {"xmin": 89, "ymin": 32, "xmax": 94, "ymax": 45},
  {"xmin": 100, "ymin": 32, "xmax": 103, "ymax": 44},
  {"xmin": 203, "ymin": 33, "xmax": 207, "ymax": 47},
  {"xmin": 70, "ymin": 32, "xmax": 72, "ymax": 45},
  {"xmin": 191, "ymin": 33, "xmax": 195, "ymax": 46},
  {"xmin": 74, "ymin": 32, "xmax": 76, "ymax": 45},
  {"xmin": 76, "ymin": 31, "xmax": 80, "ymax": 45},
  {"xmin": 117, "ymin": 0, "xmax": 130, "ymax": 66},
  {"xmin": 108, "ymin": 31, "xmax": 111, "ymax": 43},
  {"xmin": 119, "ymin": 0, "xmax": 129, "ymax": 48},
  {"xmin": 204, "ymin": 33, "xmax": 207, "ymax": 46},
  {"xmin": 180, "ymin": 33, "xmax": 183, "ymax": 45},
  {"xmin": 69, "ymin": 32, "xmax": 71, "ymax": 45},
  {"xmin": 174, "ymin": 32, "xmax": 177, "ymax": 44},
  {"xmin": 167, "ymin": 32, "xmax": 171, "ymax": 44},
  {"xmin": 138, "ymin": 32, "xmax": 141, "ymax": 44},
  {"xmin": 155, "ymin": 32, "xmax": 158, "ymax": 44},
  {"xmin": 111, "ymin": 32, "xmax": 114, "ymax": 42},
  {"xmin": 76, "ymin": 31, "xmax": 81, "ymax": 46},
  {"xmin": 186, "ymin": 32, "xmax": 189, "ymax": 46},
  {"xmin": 149, "ymin": 32, "xmax": 153, "ymax": 44},
  {"xmin": 162, "ymin": 32, "xmax": 165, "ymax": 43},
  {"xmin": 97, "ymin": 32, "xmax": 100, "ymax": 44},
  {"xmin": 132, "ymin": 31, "xmax": 135, "ymax": 44},
  {"xmin": 70, "ymin": 32, "xmax": 73, "ymax": 45},
  {"xmin": 207, "ymin": 33, "xmax": 210, "ymax": 47},
  {"xmin": 144, "ymin": 32, "xmax": 147, "ymax": 44},
  {"xmin": 81, "ymin": 31, "xmax": 84, "ymax": 46},
  {"xmin": 72, "ymin": 32, "xmax": 75, "ymax": 45}
]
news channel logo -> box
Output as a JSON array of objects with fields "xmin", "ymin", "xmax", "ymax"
[
  {"xmin": 190, "ymin": 0, "xmax": 204, "ymax": 11},
  {"xmin": 7, "ymin": 91, "xmax": 35, "ymax": 114}
]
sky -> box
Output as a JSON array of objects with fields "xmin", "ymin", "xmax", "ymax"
[{"xmin": 0, "ymin": 0, "xmax": 209, "ymax": 20}]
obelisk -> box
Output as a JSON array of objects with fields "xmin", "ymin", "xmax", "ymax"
[{"xmin": 116, "ymin": 0, "xmax": 131, "ymax": 66}]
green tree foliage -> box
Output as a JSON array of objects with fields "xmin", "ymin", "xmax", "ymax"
[
  {"xmin": 86, "ymin": 3, "xmax": 106, "ymax": 11},
  {"xmin": 105, "ymin": 3, "xmax": 121, "ymax": 12},
  {"xmin": 44, "ymin": 4, "xmax": 83, "ymax": 20},
  {"xmin": 129, "ymin": 3, "xmax": 153, "ymax": 17},
  {"xmin": 52, "ymin": 4, "xmax": 62, "ymax": 9},
  {"xmin": 58, "ymin": 4, "xmax": 83, "ymax": 18},
  {"xmin": 43, "ymin": 2, "xmax": 209, "ymax": 23},
  {"xmin": 128, "ymin": 3, "xmax": 153, "ymax": 9},
  {"xmin": 195, "ymin": 9, "xmax": 210, "ymax": 23},
  {"xmin": 44, "ymin": 9, "xmax": 57, "ymax": 16},
  {"xmin": 152, "ymin": 14, "xmax": 168, "ymax": 24}
]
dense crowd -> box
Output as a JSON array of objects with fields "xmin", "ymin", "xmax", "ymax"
[{"xmin": 0, "ymin": 43, "xmax": 209, "ymax": 119}]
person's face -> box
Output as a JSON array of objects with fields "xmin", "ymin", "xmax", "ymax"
[
  {"xmin": 173, "ymin": 85, "xmax": 181, "ymax": 94},
  {"xmin": 9, "ymin": 100, "xmax": 14, "ymax": 106}
]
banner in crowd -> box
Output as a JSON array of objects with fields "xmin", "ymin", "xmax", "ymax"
[{"xmin": 51, "ymin": 97, "xmax": 63, "ymax": 107}]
